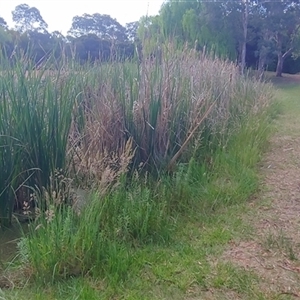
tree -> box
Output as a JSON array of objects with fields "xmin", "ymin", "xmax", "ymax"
[
  {"xmin": 68, "ymin": 13, "xmax": 128, "ymax": 42},
  {"xmin": 216, "ymin": 1, "xmax": 262, "ymax": 72},
  {"xmin": 159, "ymin": 0, "xmax": 197, "ymax": 44},
  {"xmin": 0, "ymin": 16, "xmax": 8, "ymax": 29},
  {"xmin": 137, "ymin": 15, "xmax": 164, "ymax": 59},
  {"xmin": 52, "ymin": 31, "xmax": 64, "ymax": 40},
  {"xmin": 256, "ymin": 0, "xmax": 300, "ymax": 77},
  {"xmin": 241, "ymin": 0, "xmax": 249, "ymax": 74},
  {"xmin": 0, "ymin": 18, "xmax": 9, "ymax": 54},
  {"xmin": 12, "ymin": 4, "xmax": 48, "ymax": 33},
  {"xmin": 125, "ymin": 21, "xmax": 139, "ymax": 41},
  {"xmin": 155, "ymin": 0, "xmax": 238, "ymax": 58}
]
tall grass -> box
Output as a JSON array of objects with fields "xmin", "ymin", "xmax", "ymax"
[{"xmin": 19, "ymin": 178, "xmax": 173, "ymax": 283}]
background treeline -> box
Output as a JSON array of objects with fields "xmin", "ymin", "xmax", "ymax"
[{"xmin": 1, "ymin": 1, "xmax": 300, "ymax": 74}]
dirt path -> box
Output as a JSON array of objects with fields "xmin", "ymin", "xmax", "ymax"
[{"xmin": 223, "ymin": 76, "xmax": 300, "ymax": 299}]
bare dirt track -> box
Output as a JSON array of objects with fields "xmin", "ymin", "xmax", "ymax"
[{"xmin": 223, "ymin": 74, "xmax": 300, "ymax": 299}]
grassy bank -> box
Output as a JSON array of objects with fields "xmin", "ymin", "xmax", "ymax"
[{"xmin": 0, "ymin": 47, "xmax": 277, "ymax": 299}]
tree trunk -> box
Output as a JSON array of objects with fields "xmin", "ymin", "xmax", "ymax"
[
  {"xmin": 275, "ymin": 48, "xmax": 293, "ymax": 77},
  {"xmin": 275, "ymin": 54, "xmax": 284, "ymax": 77},
  {"xmin": 258, "ymin": 49, "xmax": 267, "ymax": 80},
  {"xmin": 240, "ymin": 0, "xmax": 249, "ymax": 75}
]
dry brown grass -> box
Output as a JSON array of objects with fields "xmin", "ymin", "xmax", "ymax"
[{"xmin": 67, "ymin": 45, "xmax": 273, "ymax": 184}]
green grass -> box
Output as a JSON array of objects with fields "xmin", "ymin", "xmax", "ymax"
[
  {"xmin": 1, "ymin": 204, "xmax": 264, "ymax": 299},
  {"xmin": 276, "ymin": 84, "xmax": 300, "ymax": 121}
]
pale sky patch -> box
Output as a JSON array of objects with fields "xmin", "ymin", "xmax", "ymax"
[{"xmin": 0, "ymin": 0, "xmax": 165, "ymax": 34}]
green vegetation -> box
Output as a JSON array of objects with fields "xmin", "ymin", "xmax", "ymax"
[{"xmin": 0, "ymin": 43, "xmax": 278, "ymax": 299}]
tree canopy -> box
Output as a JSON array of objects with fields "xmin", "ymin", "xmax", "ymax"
[
  {"xmin": 12, "ymin": 4, "xmax": 48, "ymax": 33},
  {"xmin": 0, "ymin": 1, "xmax": 299, "ymax": 75},
  {"xmin": 0, "ymin": 16, "xmax": 8, "ymax": 29},
  {"xmin": 68, "ymin": 13, "xmax": 128, "ymax": 42},
  {"xmin": 255, "ymin": 0, "xmax": 300, "ymax": 76}
]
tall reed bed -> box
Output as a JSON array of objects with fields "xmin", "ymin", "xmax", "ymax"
[
  {"xmin": 0, "ymin": 44, "xmax": 276, "ymax": 283},
  {"xmin": 0, "ymin": 45, "xmax": 273, "ymax": 227},
  {"xmin": 0, "ymin": 55, "xmax": 81, "ymax": 225}
]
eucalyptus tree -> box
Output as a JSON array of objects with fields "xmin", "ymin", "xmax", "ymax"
[
  {"xmin": 68, "ymin": 13, "xmax": 128, "ymax": 42},
  {"xmin": 241, "ymin": 0, "xmax": 249, "ymax": 73},
  {"xmin": 0, "ymin": 17, "xmax": 13, "ymax": 58},
  {"xmin": 0, "ymin": 16, "xmax": 8, "ymax": 47},
  {"xmin": 237, "ymin": 0, "xmax": 300, "ymax": 75},
  {"xmin": 0, "ymin": 17, "xmax": 8, "ymax": 29},
  {"xmin": 12, "ymin": 4, "xmax": 48, "ymax": 33},
  {"xmin": 254, "ymin": 0, "xmax": 300, "ymax": 76},
  {"xmin": 125, "ymin": 21, "xmax": 139, "ymax": 41}
]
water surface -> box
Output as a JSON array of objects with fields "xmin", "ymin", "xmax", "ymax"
[{"xmin": 0, "ymin": 223, "xmax": 27, "ymax": 263}]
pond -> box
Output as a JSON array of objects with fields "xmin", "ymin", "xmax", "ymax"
[{"xmin": 0, "ymin": 222, "xmax": 28, "ymax": 263}]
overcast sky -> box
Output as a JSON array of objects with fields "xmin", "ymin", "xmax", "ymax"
[{"xmin": 0, "ymin": 0, "xmax": 165, "ymax": 34}]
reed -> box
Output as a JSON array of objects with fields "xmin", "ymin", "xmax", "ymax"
[{"xmin": 0, "ymin": 44, "xmax": 273, "ymax": 227}]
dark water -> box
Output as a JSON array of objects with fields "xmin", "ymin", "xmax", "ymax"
[{"xmin": 0, "ymin": 223, "xmax": 27, "ymax": 263}]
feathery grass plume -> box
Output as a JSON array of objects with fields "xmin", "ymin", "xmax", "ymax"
[{"xmin": 71, "ymin": 43, "xmax": 272, "ymax": 176}]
